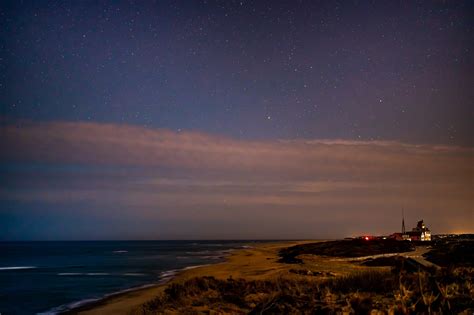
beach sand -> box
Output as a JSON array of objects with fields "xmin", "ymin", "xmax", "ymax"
[
  {"xmin": 70, "ymin": 240, "xmax": 377, "ymax": 315},
  {"xmin": 68, "ymin": 241, "xmax": 304, "ymax": 314}
]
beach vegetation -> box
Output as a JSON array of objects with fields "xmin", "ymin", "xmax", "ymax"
[{"xmin": 141, "ymin": 267, "xmax": 473, "ymax": 314}]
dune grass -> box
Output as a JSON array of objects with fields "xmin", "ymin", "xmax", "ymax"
[{"xmin": 140, "ymin": 268, "xmax": 473, "ymax": 314}]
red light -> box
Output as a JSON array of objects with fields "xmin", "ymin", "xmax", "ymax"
[{"xmin": 364, "ymin": 236, "xmax": 369, "ymax": 241}]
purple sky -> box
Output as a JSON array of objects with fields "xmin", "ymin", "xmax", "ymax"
[{"xmin": 1, "ymin": 1, "xmax": 473, "ymax": 240}]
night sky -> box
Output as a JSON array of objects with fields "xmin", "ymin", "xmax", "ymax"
[{"xmin": 1, "ymin": 1, "xmax": 473, "ymax": 240}]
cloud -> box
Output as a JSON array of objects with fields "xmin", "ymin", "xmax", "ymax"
[
  {"xmin": 2, "ymin": 120, "xmax": 472, "ymax": 179},
  {"xmin": 1, "ymin": 120, "xmax": 473, "ymax": 238}
]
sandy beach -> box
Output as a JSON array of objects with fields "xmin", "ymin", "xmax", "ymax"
[
  {"xmin": 70, "ymin": 239, "xmax": 394, "ymax": 315},
  {"xmin": 68, "ymin": 241, "xmax": 312, "ymax": 314}
]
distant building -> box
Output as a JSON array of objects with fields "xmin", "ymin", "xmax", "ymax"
[
  {"xmin": 408, "ymin": 220, "xmax": 431, "ymax": 241},
  {"xmin": 390, "ymin": 219, "xmax": 431, "ymax": 241}
]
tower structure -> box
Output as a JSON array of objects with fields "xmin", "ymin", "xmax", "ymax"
[{"xmin": 402, "ymin": 208, "xmax": 406, "ymax": 234}]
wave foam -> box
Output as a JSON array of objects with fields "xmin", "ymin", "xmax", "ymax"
[
  {"xmin": 58, "ymin": 273, "xmax": 82, "ymax": 276},
  {"xmin": 57, "ymin": 272, "xmax": 110, "ymax": 276},
  {"xmin": 40, "ymin": 284, "xmax": 158, "ymax": 314},
  {"xmin": 0, "ymin": 266, "xmax": 36, "ymax": 270},
  {"xmin": 86, "ymin": 273, "xmax": 109, "ymax": 276},
  {"xmin": 183, "ymin": 264, "xmax": 210, "ymax": 271},
  {"xmin": 38, "ymin": 297, "xmax": 101, "ymax": 315}
]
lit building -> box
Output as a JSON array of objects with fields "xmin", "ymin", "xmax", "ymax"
[
  {"xmin": 390, "ymin": 218, "xmax": 431, "ymax": 241},
  {"xmin": 408, "ymin": 220, "xmax": 431, "ymax": 241}
]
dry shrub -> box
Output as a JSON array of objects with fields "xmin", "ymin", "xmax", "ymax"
[{"xmin": 141, "ymin": 269, "xmax": 473, "ymax": 314}]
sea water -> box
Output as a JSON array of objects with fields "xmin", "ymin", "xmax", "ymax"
[{"xmin": 0, "ymin": 240, "xmax": 263, "ymax": 314}]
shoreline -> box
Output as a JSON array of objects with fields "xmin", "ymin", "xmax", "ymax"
[
  {"xmin": 58, "ymin": 263, "xmax": 215, "ymax": 314},
  {"xmin": 58, "ymin": 260, "xmax": 226, "ymax": 314},
  {"xmin": 54, "ymin": 264, "xmax": 213, "ymax": 314},
  {"xmin": 64, "ymin": 240, "xmax": 312, "ymax": 315},
  {"xmin": 59, "ymin": 282, "xmax": 163, "ymax": 315}
]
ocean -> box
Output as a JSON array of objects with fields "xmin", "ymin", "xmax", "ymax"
[{"xmin": 0, "ymin": 240, "xmax": 265, "ymax": 314}]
